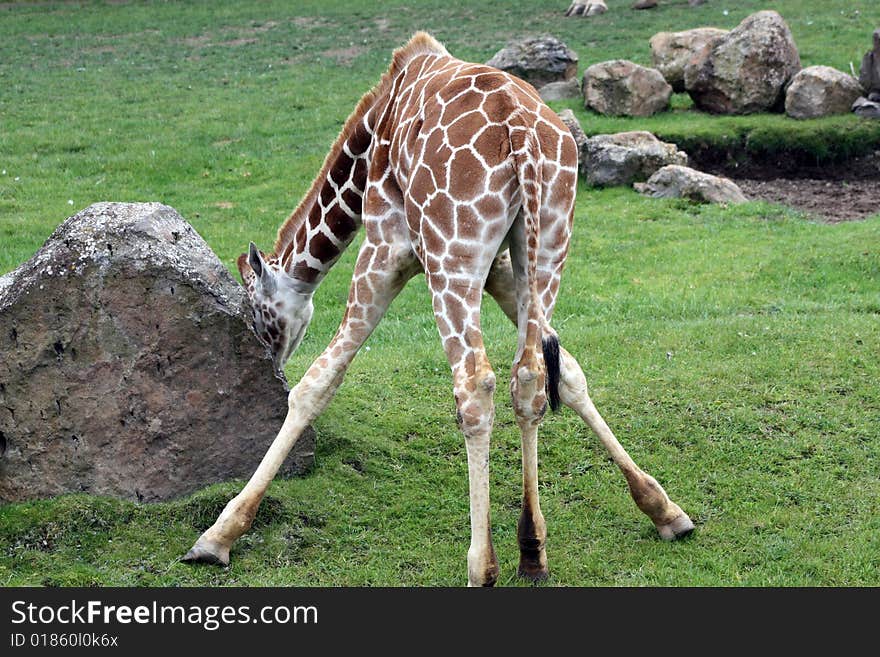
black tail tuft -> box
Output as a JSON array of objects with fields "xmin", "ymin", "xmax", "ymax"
[{"xmin": 542, "ymin": 335, "xmax": 561, "ymax": 412}]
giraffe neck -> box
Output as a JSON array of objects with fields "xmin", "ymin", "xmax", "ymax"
[{"xmin": 279, "ymin": 112, "xmax": 376, "ymax": 290}]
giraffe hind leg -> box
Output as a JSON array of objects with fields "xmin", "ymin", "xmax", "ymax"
[{"xmin": 485, "ymin": 255, "xmax": 695, "ymax": 541}]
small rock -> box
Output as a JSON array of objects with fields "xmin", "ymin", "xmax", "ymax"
[
  {"xmin": 556, "ymin": 109, "xmax": 588, "ymax": 171},
  {"xmin": 584, "ymin": 131, "xmax": 687, "ymax": 187},
  {"xmin": 487, "ymin": 36, "xmax": 578, "ymax": 88},
  {"xmin": 583, "ymin": 60, "xmax": 672, "ymax": 117},
  {"xmin": 634, "ymin": 165, "xmax": 748, "ymax": 204},
  {"xmin": 858, "ymin": 28, "xmax": 880, "ymax": 96},
  {"xmin": 785, "ymin": 66, "xmax": 864, "ymax": 119},
  {"xmin": 564, "ymin": 1, "xmax": 607, "ymax": 17},
  {"xmin": 684, "ymin": 10, "xmax": 801, "ymax": 114},
  {"xmin": 853, "ymin": 96, "xmax": 880, "ymax": 119},
  {"xmin": 632, "ymin": 0, "xmax": 658, "ymax": 9},
  {"xmin": 650, "ymin": 27, "xmax": 728, "ymax": 92},
  {"xmin": 539, "ymin": 78, "xmax": 581, "ymax": 101}
]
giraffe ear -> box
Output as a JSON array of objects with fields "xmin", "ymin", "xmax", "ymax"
[
  {"xmin": 236, "ymin": 253, "xmax": 254, "ymax": 286},
  {"xmin": 247, "ymin": 242, "xmax": 264, "ymax": 278},
  {"xmin": 247, "ymin": 242, "xmax": 276, "ymax": 295}
]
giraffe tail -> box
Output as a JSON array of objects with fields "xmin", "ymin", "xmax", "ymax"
[{"xmin": 507, "ymin": 103, "xmax": 562, "ymax": 412}]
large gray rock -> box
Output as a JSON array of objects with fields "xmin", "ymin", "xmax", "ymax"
[
  {"xmin": 635, "ymin": 165, "xmax": 748, "ymax": 204},
  {"xmin": 556, "ymin": 109, "xmax": 588, "ymax": 172},
  {"xmin": 859, "ymin": 29, "xmax": 880, "ymax": 96},
  {"xmin": 0, "ymin": 202, "xmax": 314, "ymax": 503},
  {"xmin": 583, "ymin": 131, "xmax": 687, "ymax": 187},
  {"xmin": 650, "ymin": 27, "xmax": 728, "ymax": 92},
  {"xmin": 487, "ymin": 36, "xmax": 578, "ymax": 88},
  {"xmin": 684, "ymin": 10, "xmax": 801, "ymax": 114},
  {"xmin": 785, "ymin": 66, "xmax": 864, "ymax": 119},
  {"xmin": 583, "ymin": 60, "xmax": 672, "ymax": 117}
]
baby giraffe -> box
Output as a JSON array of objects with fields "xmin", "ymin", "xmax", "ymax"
[{"xmin": 183, "ymin": 32, "xmax": 694, "ymax": 586}]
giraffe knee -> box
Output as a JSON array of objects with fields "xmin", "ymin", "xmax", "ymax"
[
  {"xmin": 455, "ymin": 376, "xmax": 496, "ymax": 437},
  {"xmin": 479, "ymin": 371, "xmax": 496, "ymax": 394},
  {"xmin": 456, "ymin": 400, "xmax": 493, "ymax": 436}
]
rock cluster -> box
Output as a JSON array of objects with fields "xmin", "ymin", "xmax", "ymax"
[{"xmin": 684, "ymin": 11, "xmax": 801, "ymax": 114}]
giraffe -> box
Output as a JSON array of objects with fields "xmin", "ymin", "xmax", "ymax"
[{"xmin": 183, "ymin": 32, "xmax": 694, "ymax": 586}]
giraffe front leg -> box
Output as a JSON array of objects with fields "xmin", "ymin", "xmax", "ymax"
[
  {"xmin": 183, "ymin": 237, "xmax": 418, "ymax": 567},
  {"xmin": 182, "ymin": 356, "xmax": 345, "ymax": 565},
  {"xmin": 462, "ymin": 404, "xmax": 499, "ymax": 588},
  {"xmin": 429, "ymin": 278, "xmax": 499, "ymax": 586}
]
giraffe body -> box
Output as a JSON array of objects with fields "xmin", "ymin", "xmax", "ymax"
[{"xmin": 184, "ymin": 33, "xmax": 693, "ymax": 586}]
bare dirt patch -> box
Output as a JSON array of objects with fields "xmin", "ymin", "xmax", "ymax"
[
  {"xmin": 218, "ymin": 37, "xmax": 257, "ymax": 48},
  {"xmin": 321, "ymin": 45, "xmax": 365, "ymax": 66},
  {"xmin": 697, "ymin": 150, "xmax": 880, "ymax": 223},
  {"xmin": 737, "ymin": 178, "xmax": 880, "ymax": 223}
]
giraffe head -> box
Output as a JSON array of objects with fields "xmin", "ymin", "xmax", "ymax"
[{"xmin": 237, "ymin": 242, "xmax": 314, "ymax": 370}]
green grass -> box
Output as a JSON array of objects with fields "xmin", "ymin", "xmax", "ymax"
[{"xmin": 1, "ymin": 0, "xmax": 879, "ymax": 586}]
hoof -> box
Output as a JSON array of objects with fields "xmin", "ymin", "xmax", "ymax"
[
  {"xmin": 517, "ymin": 561, "xmax": 550, "ymax": 583},
  {"xmin": 467, "ymin": 562, "xmax": 499, "ymax": 587},
  {"xmin": 181, "ymin": 536, "xmax": 231, "ymax": 566},
  {"xmin": 656, "ymin": 513, "xmax": 695, "ymax": 541}
]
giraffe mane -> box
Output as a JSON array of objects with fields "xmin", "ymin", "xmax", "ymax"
[{"xmin": 272, "ymin": 31, "xmax": 449, "ymax": 257}]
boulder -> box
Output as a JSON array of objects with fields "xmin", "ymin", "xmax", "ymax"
[
  {"xmin": 556, "ymin": 109, "xmax": 588, "ymax": 172},
  {"xmin": 539, "ymin": 78, "xmax": 581, "ymax": 101},
  {"xmin": 684, "ymin": 10, "xmax": 801, "ymax": 114},
  {"xmin": 487, "ymin": 36, "xmax": 578, "ymax": 88},
  {"xmin": 583, "ymin": 131, "xmax": 688, "ymax": 187},
  {"xmin": 564, "ymin": 1, "xmax": 607, "ymax": 17},
  {"xmin": 853, "ymin": 96, "xmax": 880, "ymax": 119},
  {"xmin": 583, "ymin": 60, "xmax": 672, "ymax": 117},
  {"xmin": 634, "ymin": 165, "xmax": 748, "ymax": 204},
  {"xmin": 650, "ymin": 27, "xmax": 728, "ymax": 92},
  {"xmin": 859, "ymin": 29, "xmax": 880, "ymax": 96},
  {"xmin": 785, "ymin": 66, "xmax": 864, "ymax": 119},
  {"xmin": 0, "ymin": 202, "xmax": 315, "ymax": 503}
]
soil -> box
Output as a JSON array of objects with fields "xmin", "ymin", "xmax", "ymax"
[
  {"xmin": 694, "ymin": 150, "xmax": 880, "ymax": 223},
  {"xmin": 735, "ymin": 178, "xmax": 880, "ymax": 223}
]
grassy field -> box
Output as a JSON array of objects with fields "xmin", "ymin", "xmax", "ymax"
[{"xmin": 1, "ymin": 0, "xmax": 879, "ymax": 586}]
